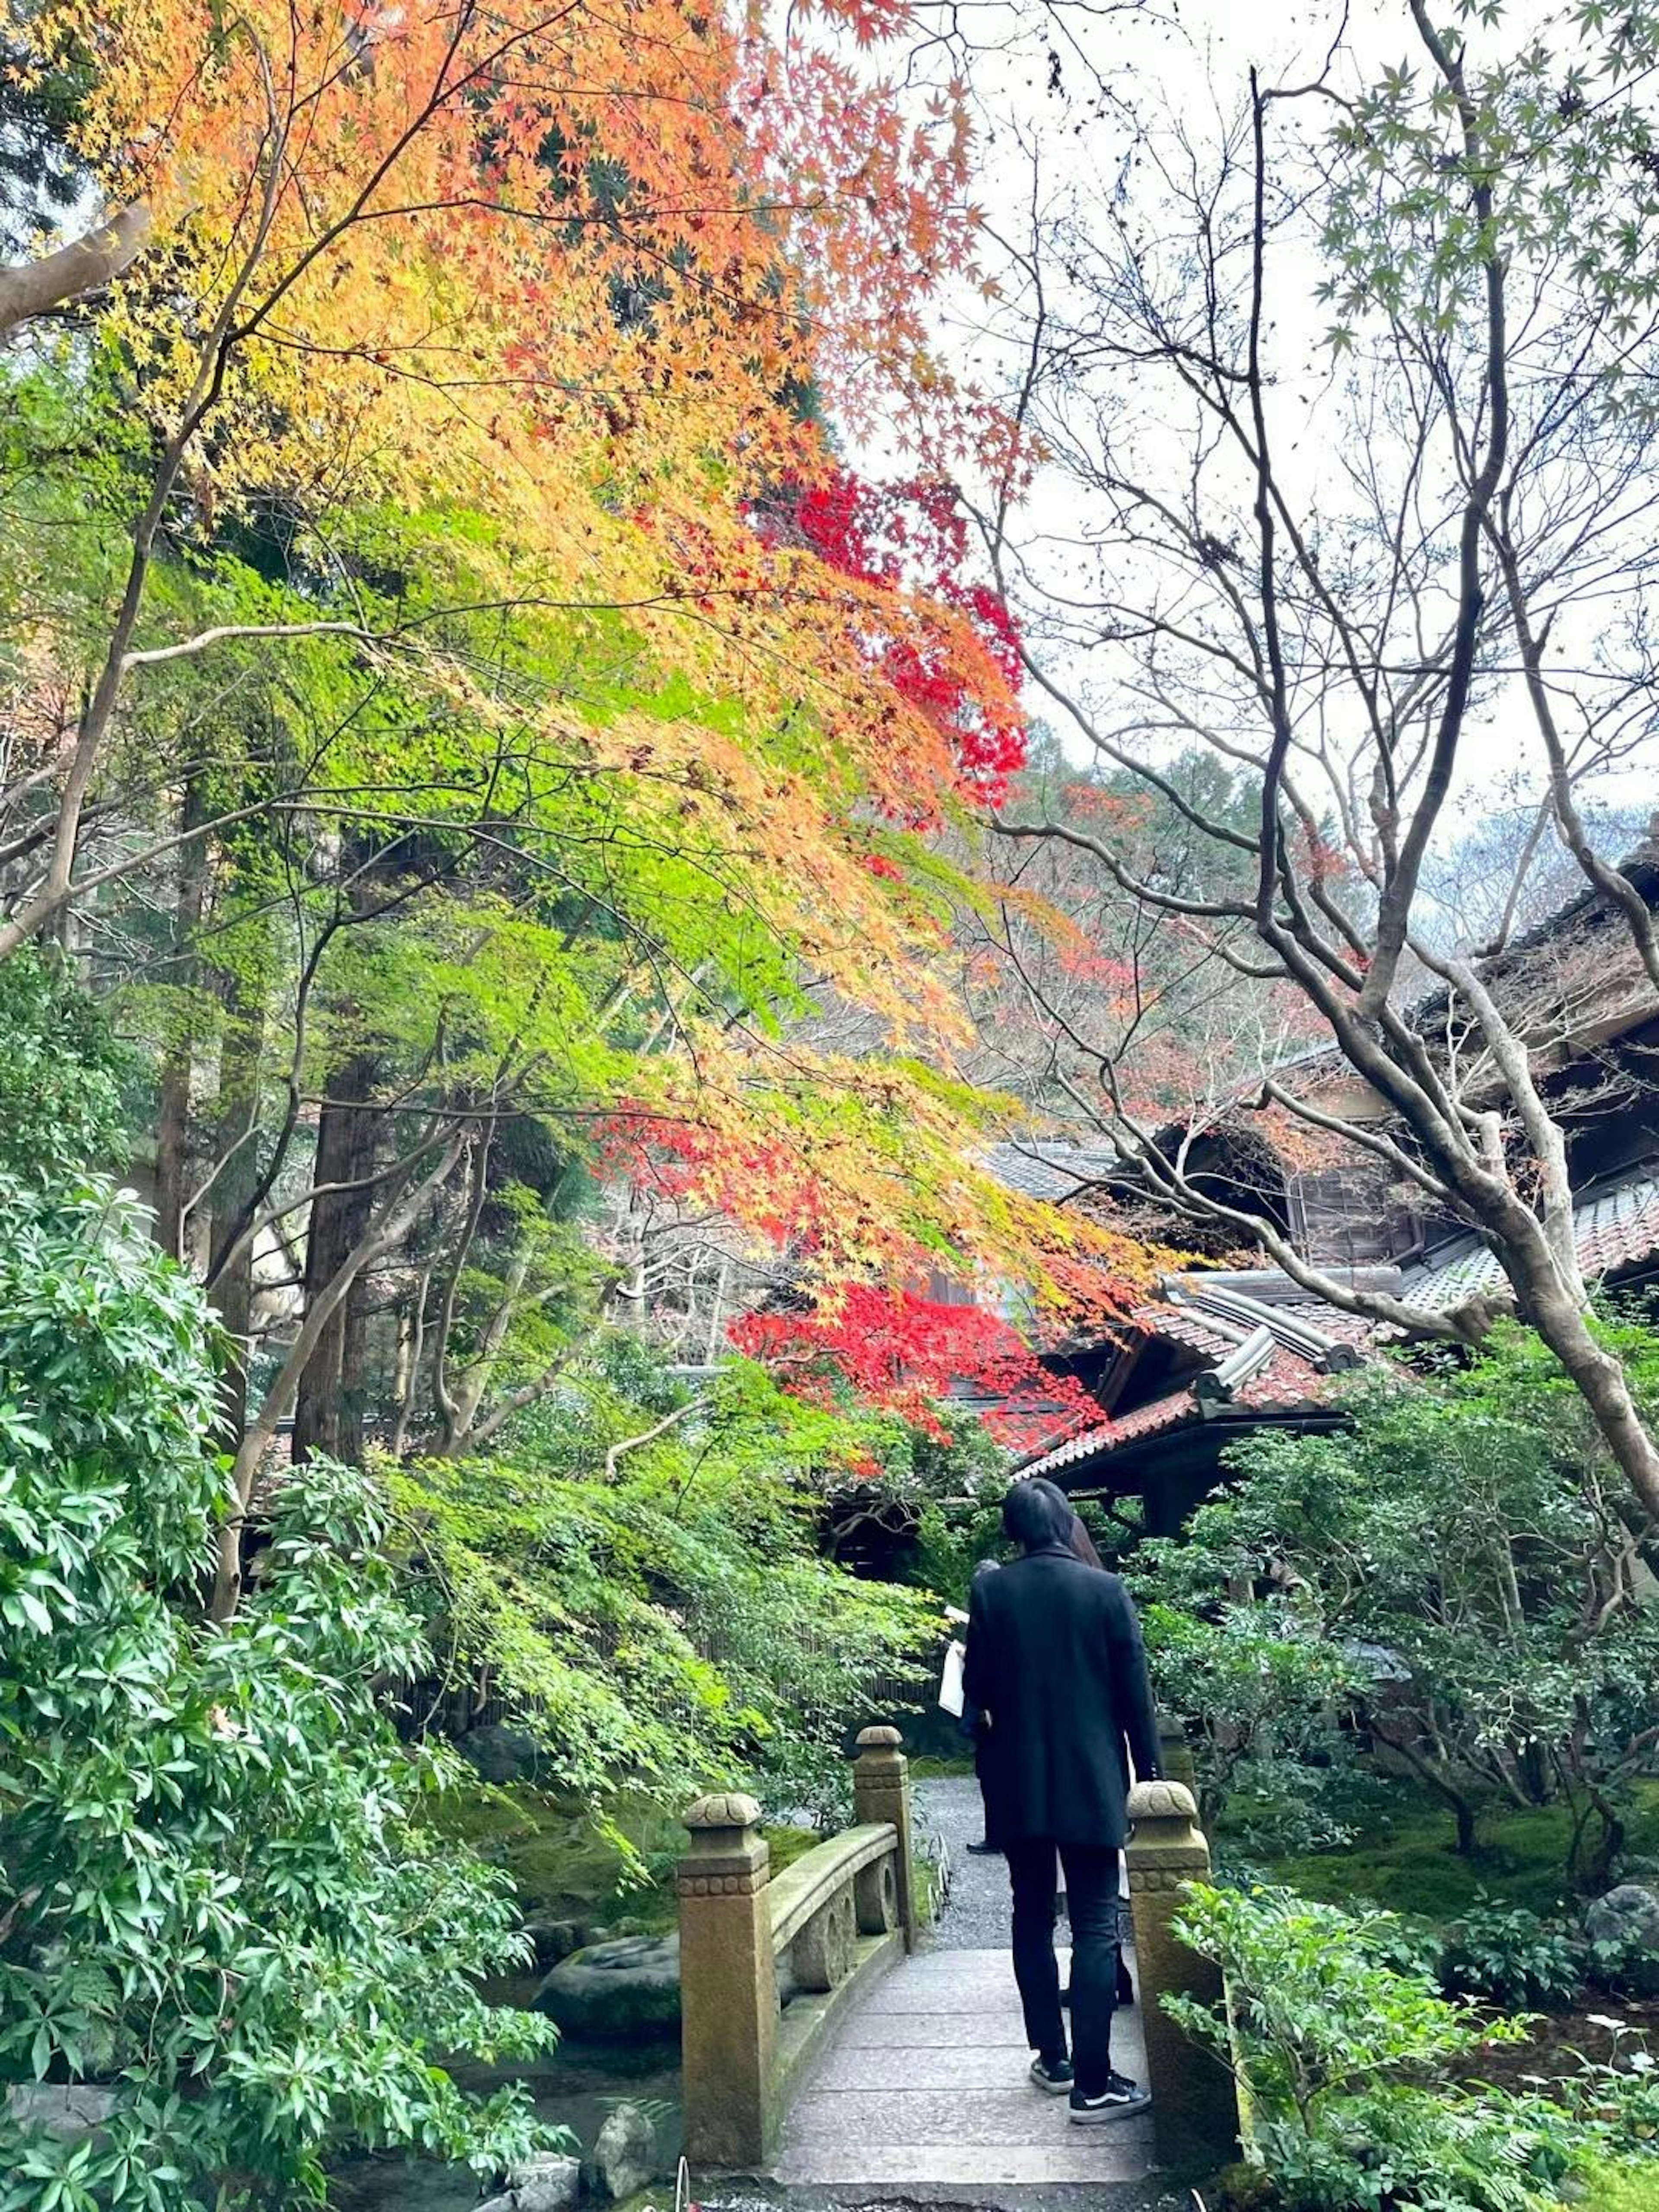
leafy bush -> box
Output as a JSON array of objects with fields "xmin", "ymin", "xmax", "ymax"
[
  {"xmin": 0, "ymin": 1176, "xmax": 555, "ymax": 2210},
  {"xmin": 1141, "ymin": 1334, "xmax": 1659, "ymax": 1877},
  {"xmin": 1137, "ymin": 1595, "xmax": 1360, "ymax": 1842},
  {"xmin": 1588, "ymin": 1924, "xmax": 1659, "ymax": 2001},
  {"xmin": 1168, "ymin": 1885, "xmax": 1510, "ymax": 2125},
  {"xmin": 1167, "ymin": 1883, "xmax": 1577, "ymax": 2212},
  {"xmin": 1442, "ymin": 1901, "xmax": 1583, "ymax": 2010},
  {"xmin": 392, "ymin": 1364, "xmax": 938, "ymax": 1830},
  {"xmin": 0, "ymin": 947, "xmax": 129, "ymax": 1179},
  {"xmin": 1578, "ymin": 2165, "xmax": 1659, "ymax": 2212}
]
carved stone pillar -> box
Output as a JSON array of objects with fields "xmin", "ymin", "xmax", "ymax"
[
  {"xmin": 1156, "ymin": 1707, "xmax": 1198, "ymax": 1790},
  {"xmin": 677, "ymin": 1792, "xmax": 775, "ymax": 2168},
  {"xmin": 1125, "ymin": 1777, "xmax": 1240, "ymax": 2171},
  {"xmin": 852, "ymin": 1725, "xmax": 916, "ymax": 1950}
]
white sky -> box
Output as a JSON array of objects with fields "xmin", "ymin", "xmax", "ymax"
[{"xmin": 857, "ymin": 0, "xmax": 1659, "ymax": 839}]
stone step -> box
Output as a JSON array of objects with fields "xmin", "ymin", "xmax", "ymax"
[
  {"xmin": 837, "ymin": 2014, "xmax": 1030, "ymax": 2050},
  {"xmin": 770, "ymin": 2141, "xmax": 1156, "ymax": 2187},
  {"xmin": 806, "ymin": 2048, "xmax": 1053, "ymax": 2092}
]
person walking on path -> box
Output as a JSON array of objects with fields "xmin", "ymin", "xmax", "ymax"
[{"xmin": 964, "ymin": 1477, "xmax": 1160, "ymax": 2123}]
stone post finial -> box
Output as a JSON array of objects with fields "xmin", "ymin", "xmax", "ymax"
[
  {"xmin": 683, "ymin": 1790, "xmax": 763, "ymax": 1831},
  {"xmin": 1128, "ymin": 1777, "xmax": 1202, "ymax": 1830},
  {"xmin": 1125, "ymin": 1776, "xmax": 1239, "ymax": 2172},
  {"xmin": 852, "ymin": 1723, "xmax": 916, "ymax": 1951},
  {"xmin": 677, "ymin": 1789, "xmax": 775, "ymax": 2168}
]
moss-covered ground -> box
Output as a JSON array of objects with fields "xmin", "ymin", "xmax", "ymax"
[
  {"xmin": 429, "ymin": 1783, "xmax": 820, "ymax": 1936},
  {"xmin": 1265, "ymin": 1779, "xmax": 1659, "ymax": 1924}
]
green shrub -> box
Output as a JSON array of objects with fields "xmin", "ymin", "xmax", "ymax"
[
  {"xmin": 1578, "ymin": 2161, "xmax": 1659, "ymax": 2212},
  {"xmin": 1168, "ymin": 1884, "xmax": 1512, "ymax": 2125},
  {"xmin": 1442, "ymin": 1900, "xmax": 1583, "ymax": 2010},
  {"xmin": 0, "ymin": 1176, "xmax": 555, "ymax": 2210},
  {"xmin": 1167, "ymin": 1883, "xmax": 1576, "ymax": 2212},
  {"xmin": 393, "ymin": 1392, "xmax": 937, "ymax": 1831},
  {"xmin": 0, "ymin": 948, "xmax": 130, "ymax": 1182},
  {"xmin": 1143, "ymin": 1333, "xmax": 1659, "ymax": 1877}
]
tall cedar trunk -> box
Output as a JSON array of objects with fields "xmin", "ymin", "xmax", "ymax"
[
  {"xmin": 290, "ymin": 1046, "xmax": 378, "ymax": 1463},
  {"xmin": 206, "ymin": 954, "xmax": 265, "ymax": 1446},
  {"xmin": 153, "ymin": 782, "xmax": 210, "ymax": 1259}
]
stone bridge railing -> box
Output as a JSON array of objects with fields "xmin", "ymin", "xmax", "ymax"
[
  {"xmin": 678, "ymin": 1726, "xmax": 1241, "ymax": 2176},
  {"xmin": 677, "ymin": 1725, "xmax": 915, "ymax": 2169},
  {"xmin": 1123, "ymin": 1773, "xmax": 1240, "ymax": 2170}
]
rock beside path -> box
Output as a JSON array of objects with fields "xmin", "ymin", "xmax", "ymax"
[
  {"xmin": 478, "ymin": 2151, "xmax": 584, "ymax": 2212},
  {"xmin": 456, "ymin": 1722, "xmax": 544, "ymax": 1784},
  {"xmin": 535, "ymin": 1932, "xmax": 681, "ymax": 2038},
  {"xmin": 1586, "ymin": 1882, "xmax": 1659, "ymax": 1994},
  {"xmin": 583, "ymin": 2101, "xmax": 659, "ymax": 2203}
]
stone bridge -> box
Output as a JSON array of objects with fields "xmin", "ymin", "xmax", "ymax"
[{"xmin": 676, "ymin": 1727, "xmax": 1239, "ymax": 2194}]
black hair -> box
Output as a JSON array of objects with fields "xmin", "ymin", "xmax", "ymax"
[{"xmin": 1001, "ymin": 1477, "xmax": 1076, "ymax": 1553}]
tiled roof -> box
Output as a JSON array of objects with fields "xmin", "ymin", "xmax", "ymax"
[
  {"xmin": 982, "ymin": 1140, "xmax": 1122, "ymax": 1202},
  {"xmin": 1020, "ymin": 1386, "xmax": 1201, "ymax": 1478},
  {"xmin": 1236, "ymin": 1342, "xmax": 1330, "ymax": 1412},
  {"xmin": 1132, "ymin": 1298, "xmax": 1243, "ymax": 1361},
  {"xmin": 1573, "ymin": 1172, "xmax": 1659, "ymax": 1278},
  {"xmin": 1404, "ymin": 1170, "xmax": 1659, "ymax": 1312},
  {"xmin": 1020, "ymin": 1338, "xmax": 1335, "ymax": 1479}
]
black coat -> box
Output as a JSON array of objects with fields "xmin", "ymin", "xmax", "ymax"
[{"xmin": 963, "ymin": 1544, "xmax": 1160, "ymax": 1849}]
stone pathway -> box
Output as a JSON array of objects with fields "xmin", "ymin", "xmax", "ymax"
[{"xmin": 769, "ymin": 1778, "xmax": 1160, "ymax": 2194}]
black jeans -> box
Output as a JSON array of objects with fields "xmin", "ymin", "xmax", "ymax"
[{"xmin": 1005, "ymin": 1839, "xmax": 1120, "ymax": 2096}]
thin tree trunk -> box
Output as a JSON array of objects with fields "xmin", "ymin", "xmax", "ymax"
[
  {"xmin": 205, "ymin": 952, "xmax": 266, "ymax": 1446},
  {"xmin": 1528, "ymin": 1286, "xmax": 1659, "ymax": 1526},
  {"xmin": 210, "ymin": 1131, "xmax": 462, "ymax": 1619},
  {"xmin": 290, "ymin": 1048, "xmax": 378, "ymax": 1464},
  {"xmin": 153, "ymin": 782, "xmax": 210, "ymax": 1259}
]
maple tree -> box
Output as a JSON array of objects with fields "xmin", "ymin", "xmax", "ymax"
[
  {"xmin": 730, "ymin": 1285, "xmax": 1103, "ymax": 1449},
  {"xmin": 0, "ymin": 0, "xmax": 1175, "ymax": 1630},
  {"xmin": 0, "ymin": 0, "xmax": 1013, "ymax": 955}
]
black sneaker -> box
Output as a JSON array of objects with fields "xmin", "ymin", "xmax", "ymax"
[
  {"xmin": 1069, "ymin": 2072, "xmax": 1150, "ymax": 2123},
  {"xmin": 1030, "ymin": 2056, "xmax": 1074, "ymax": 2095},
  {"xmin": 965, "ymin": 1840, "xmax": 1003, "ymax": 1856}
]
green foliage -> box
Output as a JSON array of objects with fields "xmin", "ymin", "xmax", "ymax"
[
  {"xmin": 1169, "ymin": 1884, "xmax": 1583, "ymax": 2212},
  {"xmin": 1168, "ymin": 1885, "xmax": 1497, "ymax": 2129},
  {"xmin": 1440, "ymin": 1901, "xmax": 1583, "ymax": 2011},
  {"xmin": 0, "ymin": 948, "xmax": 129, "ymax": 1183},
  {"xmin": 1324, "ymin": 3, "xmax": 1659, "ymax": 378},
  {"xmin": 846, "ymin": 1407, "xmax": 1009, "ymax": 1591},
  {"xmin": 1136, "ymin": 1594, "xmax": 1360, "ymax": 1846},
  {"xmin": 1579, "ymin": 2164, "xmax": 1659, "ymax": 2212},
  {"xmin": 1588, "ymin": 1918, "xmax": 1659, "ymax": 2001},
  {"xmin": 1142, "ymin": 1330, "xmax": 1659, "ymax": 1870},
  {"xmin": 0, "ymin": 1173, "xmax": 556, "ymax": 2209},
  {"xmin": 1271, "ymin": 1781, "xmax": 1659, "ymax": 1927},
  {"xmin": 392, "ymin": 1356, "xmax": 937, "ymax": 1832},
  {"xmin": 428, "ymin": 1783, "xmax": 818, "ymax": 1934}
]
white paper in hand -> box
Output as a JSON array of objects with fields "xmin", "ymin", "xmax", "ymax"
[{"xmin": 938, "ymin": 1638, "xmax": 966, "ymax": 1718}]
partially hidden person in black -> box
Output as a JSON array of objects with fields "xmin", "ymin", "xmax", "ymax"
[
  {"xmin": 964, "ymin": 1476, "xmax": 1159, "ymax": 2123},
  {"xmin": 960, "ymin": 1557, "xmax": 1002, "ymax": 1855},
  {"xmin": 1049, "ymin": 1494, "xmax": 1136, "ymax": 2012}
]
